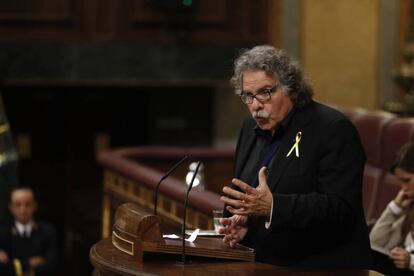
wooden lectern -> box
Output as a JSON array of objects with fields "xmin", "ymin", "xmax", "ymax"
[
  {"xmin": 92, "ymin": 147, "xmax": 383, "ymax": 276},
  {"xmin": 91, "ymin": 202, "xmax": 383, "ymax": 276},
  {"xmin": 111, "ymin": 202, "xmax": 254, "ymax": 263}
]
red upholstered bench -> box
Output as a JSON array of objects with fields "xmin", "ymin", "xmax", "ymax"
[{"xmin": 335, "ymin": 106, "xmax": 414, "ymax": 222}]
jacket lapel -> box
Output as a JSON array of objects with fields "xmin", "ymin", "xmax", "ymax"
[{"xmin": 266, "ymin": 104, "xmax": 312, "ymax": 191}]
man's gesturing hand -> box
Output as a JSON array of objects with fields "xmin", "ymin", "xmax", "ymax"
[{"xmin": 221, "ymin": 167, "xmax": 273, "ymax": 217}]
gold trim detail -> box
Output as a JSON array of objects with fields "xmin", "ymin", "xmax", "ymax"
[
  {"xmin": 104, "ymin": 171, "xmax": 210, "ymax": 230},
  {"xmin": 102, "ymin": 195, "xmax": 110, "ymax": 239},
  {"xmin": 0, "ymin": 123, "xmax": 9, "ymax": 134},
  {"xmin": 112, "ymin": 231, "xmax": 134, "ymax": 256}
]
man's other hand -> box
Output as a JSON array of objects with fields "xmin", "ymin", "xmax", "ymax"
[
  {"xmin": 0, "ymin": 250, "xmax": 8, "ymax": 263},
  {"xmin": 218, "ymin": 215, "xmax": 248, "ymax": 247},
  {"xmin": 29, "ymin": 256, "xmax": 46, "ymax": 268}
]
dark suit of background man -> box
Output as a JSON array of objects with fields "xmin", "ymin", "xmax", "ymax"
[
  {"xmin": 0, "ymin": 187, "xmax": 57, "ymax": 276},
  {"xmin": 219, "ymin": 45, "xmax": 372, "ymax": 268}
]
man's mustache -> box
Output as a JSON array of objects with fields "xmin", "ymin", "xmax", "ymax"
[{"xmin": 252, "ymin": 110, "xmax": 270, "ymax": 119}]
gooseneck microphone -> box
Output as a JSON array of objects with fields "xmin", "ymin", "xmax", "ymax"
[
  {"xmin": 153, "ymin": 155, "xmax": 189, "ymax": 215},
  {"xmin": 179, "ymin": 161, "xmax": 201, "ymax": 265}
]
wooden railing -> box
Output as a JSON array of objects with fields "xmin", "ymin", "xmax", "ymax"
[{"xmin": 97, "ymin": 146, "xmax": 234, "ymax": 238}]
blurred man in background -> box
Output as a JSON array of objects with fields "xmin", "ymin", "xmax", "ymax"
[{"xmin": 0, "ymin": 187, "xmax": 57, "ymax": 276}]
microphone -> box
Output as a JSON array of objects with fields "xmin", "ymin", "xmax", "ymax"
[
  {"xmin": 153, "ymin": 155, "xmax": 189, "ymax": 215},
  {"xmin": 179, "ymin": 161, "xmax": 201, "ymax": 265}
]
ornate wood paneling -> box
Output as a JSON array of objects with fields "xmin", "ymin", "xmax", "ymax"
[
  {"xmin": 0, "ymin": 0, "xmax": 70, "ymax": 21},
  {"xmin": 0, "ymin": 0, "xmax": 89, "ymax": 40},
  {"xmin": 113, "ymin": 0, "xmax": 268, "ymax": 43},
  {"xmin": 0, "ymin": 0, "xmax": 270, "ymax": 43},
  {"xmin": 131, "ymin": 0, "xmax": 227, "ymax": 24}
]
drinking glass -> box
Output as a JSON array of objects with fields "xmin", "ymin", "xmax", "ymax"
[{"xmin": 212, "ymin": 210, "xmax": 223, "ymax": 233}]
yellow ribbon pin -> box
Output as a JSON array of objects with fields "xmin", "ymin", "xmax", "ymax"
[{"xmin": 286, "ymin": 131, "xmax": 302, "ymax": 158}]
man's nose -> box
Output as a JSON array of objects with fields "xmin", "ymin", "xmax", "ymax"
[{"xmin": 251, "ymin": 97, "xmax": 263, "ymax": 108}]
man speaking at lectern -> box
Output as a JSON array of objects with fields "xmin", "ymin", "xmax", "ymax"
[{"xmin": 219, "ymin": 45, "xmax": 372, "ymax": 268}]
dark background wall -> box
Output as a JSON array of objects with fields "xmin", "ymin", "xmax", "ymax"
[{"xmin": 0, "ymin": 0, "xmax": 276, "ymax": 275}]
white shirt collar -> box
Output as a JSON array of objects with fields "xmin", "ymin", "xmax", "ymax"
[{"xmin": 15, "ymin": 221, "xmax": 34, "ymax": 237}]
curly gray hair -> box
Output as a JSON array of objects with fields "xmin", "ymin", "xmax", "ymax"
[{"xmin": 230, "ymin": 45, "xmax": 313, "ymax": 107}]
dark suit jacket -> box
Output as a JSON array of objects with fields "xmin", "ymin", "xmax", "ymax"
[
  {"xmin": 0, "ymin": 221, "xmax": 58, "ymax": 276},
  {"xmin": 234, "ymin": 100, "xmax": 372, "ymax": 268}
]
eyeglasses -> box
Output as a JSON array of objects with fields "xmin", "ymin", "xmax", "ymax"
[{"xmin": 239, "ymin": 84, "xmax": 279, "ymax": 104}]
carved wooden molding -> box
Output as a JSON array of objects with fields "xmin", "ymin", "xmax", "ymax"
[
  {"xmin": 0, "ymin": 0, "xmax": 271, "ymax": 42},
  {"xmin": 131, "ymin": 0, "xmax": 227, "ymax": 24},
  {"xmin": 0, "ymin": 0, "xmax": 71, "ymax": 22}
]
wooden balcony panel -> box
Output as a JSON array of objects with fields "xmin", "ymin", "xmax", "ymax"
[{"xmin": 98, "ymin": 146, "xmax": 234, "ymax": 238}]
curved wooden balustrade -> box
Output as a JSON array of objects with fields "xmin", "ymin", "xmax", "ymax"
[{"xmin": 97, "ymin": 146, "xmax": 234, "ymax": 238}]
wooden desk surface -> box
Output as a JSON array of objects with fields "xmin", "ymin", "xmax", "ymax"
[{"xmin": 90, "ymin": 239, "xmax": 382, "ymax": 276}]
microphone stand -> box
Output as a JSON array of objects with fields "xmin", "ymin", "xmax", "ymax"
[
  {"xmin": 177, "ymin": 161, "xmax": 201, "ymax": 265},
  {"xmin": 153, "ymin": 155, "xmax": 189, "ymax": 215}
]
